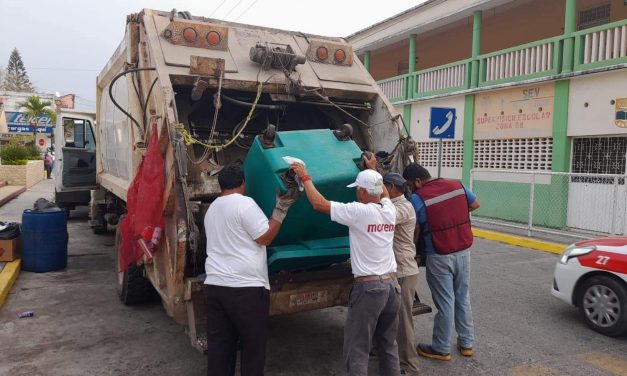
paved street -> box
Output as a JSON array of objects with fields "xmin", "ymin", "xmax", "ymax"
[{"xmin": 0, "ymin": 180, "xmax": 626, "ymax": 376}]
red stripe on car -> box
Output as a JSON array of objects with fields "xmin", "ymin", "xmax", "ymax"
[{"xmin": 578, "ymin": 250, "xmax": 627, "ymax": 274}]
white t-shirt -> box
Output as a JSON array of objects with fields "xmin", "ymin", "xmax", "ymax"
[
  {"xmin": 204, "ymin": 193, "xmax": 270, "ymax": 290},
  {"xmin": 330, "ymin": 197, "xmax": 397, "ymax": 277}
]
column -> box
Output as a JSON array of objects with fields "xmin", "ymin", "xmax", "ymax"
[
  {"xmin": 552, "ymin": 80, "xmax": 571, "ymax": 172},
  {"xmin": 562, "ymin": 0, "xmax": 577, "ymax": 73},
  {"xmin": 463, "ymin": 11, "xmax": 482, "ymax": 184},
  {"xmin": 363, "ymin": 51, "xmax": 371, "ymax": 72},
  {"xmin": 546, "ymin": 79, "xmax": 571, "ymax": 228},
  {"xmin": 407, "ymin": 34, "xmax": 417, "ymax": 99},
  {"xmin": 461, "ymin": 94, "xmax": 475, "ymax": 185},
  {"xmin": 470, "ymin": 11, "xmax": 482, "ymax": 88}
]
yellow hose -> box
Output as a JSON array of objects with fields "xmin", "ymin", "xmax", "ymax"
[{"xmin": 174, "ymin": 81, "xmax": 263, "ymax": 150}]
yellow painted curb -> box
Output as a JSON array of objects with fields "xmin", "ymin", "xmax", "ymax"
[
  {"xmin": 0, "ymin": 259, "xmax": 21, "ymax": 309},
  {"xmin": 472, "ymin": 229, "xmax": 566, "ymax": 255}
]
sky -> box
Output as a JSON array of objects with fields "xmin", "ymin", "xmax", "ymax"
[{"xmin": 0, "ymin": 0, "xmax": 424, "ymax": 111}]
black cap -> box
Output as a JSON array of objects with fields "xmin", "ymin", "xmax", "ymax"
[{"xmin": 383, "ymin": 172, "xmax": 406, "ymax": 187}]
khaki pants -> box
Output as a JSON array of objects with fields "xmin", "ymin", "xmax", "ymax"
[{"xmin": 397, "ymin": 274, "xmax": 420, "ymax": 374}]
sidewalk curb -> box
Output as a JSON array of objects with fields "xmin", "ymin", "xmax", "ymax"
[
  {"xmin": 473, "ymin": 229, "xmax": 567, "ymax": 255},
  {"xmin": 0, "ymin": 259, "xmax": 21, "ymax": 309}
]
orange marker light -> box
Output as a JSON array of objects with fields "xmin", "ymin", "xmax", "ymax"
[
  {"xmin": 206, "ymin": 31, "xmax": 221, "ymax": 46},
  {"xmin": 183, "ymin": 28, "xmax": 197, "ymax": 42},
  {"xmin": 334, "ymin": 49, "xmax": 346, "ymax": 63},
  {"xmin": 316, "ymin": 46, "xmax": 328, "ymax": 61}
]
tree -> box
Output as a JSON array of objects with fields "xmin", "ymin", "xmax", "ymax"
[
  {"xmin": 17, "ymin": 95, "xmax": 56, "ymax": 124},
  {"xmin": 2, "ymin": 48, "xmax": 35, "ymax": 92},
  {"xmin": 0, "ymin": 65, "xmax": 6, "ymax": 89}
]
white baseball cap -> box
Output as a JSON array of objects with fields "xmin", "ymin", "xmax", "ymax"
[{"xmin": 347, "ymin": 169, "xmax": 384, "ymax": 190}]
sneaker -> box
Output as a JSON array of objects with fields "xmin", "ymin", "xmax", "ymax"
[
  {"xmin": 457, "ymin": 344, "xmax": 473, "ymax": 357},
  {"xmin": 416, "ymin": 344, "xmax": 452, "ymax": 361}
]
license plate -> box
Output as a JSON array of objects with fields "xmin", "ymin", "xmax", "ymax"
[{"xmin": 289, "ymin": 290, "xmax": 328, "ymax": 307}]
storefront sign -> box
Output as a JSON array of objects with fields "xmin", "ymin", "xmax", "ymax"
[
  {"xmin": 5, "ymin": 111, "xmax": 54, "ymax": 134},
  {"xmin": 615, "ymin": 98, "xmax": 627, "ymax": 128},
  {"xmin": 474, "ymin": 83, "xmax": 555, "ymax": 140}
]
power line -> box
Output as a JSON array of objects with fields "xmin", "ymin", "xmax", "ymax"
[
  {"xmin": 209, "ymin": 0, "xmax": 228, "ymax": 16},
  {"xmin": 29, "ymin": 67, "xmax": 100, "ymax": 72},
  {"xmin": 234, "ymin": 0, "xmax": 261, "ymax": 21},
  {"xmin": 223, "ymin": 0, "xmax": 247, "ymax": 19}
]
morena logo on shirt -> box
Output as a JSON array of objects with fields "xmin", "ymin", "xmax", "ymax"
[{"xmin": 366, "ymin": 224, "xmax": 395, "ymax": 233}]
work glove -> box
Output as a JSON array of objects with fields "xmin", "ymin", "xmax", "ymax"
[{"xmin": 271, "ymin": 187, "xmax": 300, "ymax": 223}]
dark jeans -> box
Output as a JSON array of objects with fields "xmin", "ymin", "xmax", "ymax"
[
  {"xmin": 45, "ymin": 165, "xmax": 52, "ymax": 178},
  {"xmin": 343, "ymin": 279, "xmax": 401, "ymax": 376},
  {"xmin": 204, "ymin": 284, "xmax": 270, "ymax": 376}
]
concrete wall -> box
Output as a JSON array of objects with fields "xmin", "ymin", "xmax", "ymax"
[
  {"xmin": 568, "ymin": 69, "xmax": 627, "ymax": 137},
  {"xmin": 481, "ymin": 0, "xmax": 565, "ymax": 54},
  {"xmin": 370, "ymin": 40, "xmax": 408, "ymax": 81},
  {"xmin": 364, "ymin": 0, "xmax": 627, "ymax": 81},
  {"xmin": 0, "ymin": 160, "xmax": 44, "ymax": 187},
  {"xmin": 416, "ymin": 20, "xmax": 473, "ymax": 71}
]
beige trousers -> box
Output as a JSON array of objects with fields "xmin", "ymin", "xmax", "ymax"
[{"xmin": 397, "ymin": 273, "xmax": 420, "ymax": 374}]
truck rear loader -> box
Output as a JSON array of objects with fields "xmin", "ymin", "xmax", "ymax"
[{"xmin": 58, "ymin": 8, "xmax": 427, "ymax": 351}]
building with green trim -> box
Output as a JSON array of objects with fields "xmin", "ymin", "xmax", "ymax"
[{"xmin": 348, "ymin": 0, "xmax": 627, "ymax": 235}]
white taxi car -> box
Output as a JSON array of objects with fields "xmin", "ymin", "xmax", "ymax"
[{"xmin": 552, "ymin": 237, "xmax": 627, "ymax": 337}]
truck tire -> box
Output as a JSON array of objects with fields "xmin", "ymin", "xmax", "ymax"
[
  {"xmin": 91, "ymin": 204, "xmax": 108, "ymax": 234},
  {"xmin": 92, "ymin": 222, "xmax": 108, "ymax": 235},
  {"xmin": 115, "ymin": 227, "xmax": 159, "ymax": 305}
]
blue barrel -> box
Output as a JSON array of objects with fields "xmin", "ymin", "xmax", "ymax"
[{"xmin": 21, "ymin": 209, "xmax": 68, "ymax": 272}]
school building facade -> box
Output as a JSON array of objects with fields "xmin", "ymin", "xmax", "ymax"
[{"xmin": 348, "ymin": 0, "xmax": 627, "ymax": 234}]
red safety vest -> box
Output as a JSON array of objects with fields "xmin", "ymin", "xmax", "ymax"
[{"xmin": 416, "ymin": 179, "xmax": 473, "ymax": 254}]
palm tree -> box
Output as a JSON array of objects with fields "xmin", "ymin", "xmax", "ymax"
[{"xmin": 16, "ymin": 95, "xmax": 56, "ymax": 125}]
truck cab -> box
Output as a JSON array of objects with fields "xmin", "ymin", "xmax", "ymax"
[{"xmin": 53, "ymin": 110, "xmax": 98, "ymax": 217}]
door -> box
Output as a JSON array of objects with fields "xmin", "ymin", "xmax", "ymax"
[
  {"xmin": 567, "ymin": 137, "xmax": 627, "ymax": 234},
  {"xmin": 56, "ymin": 116, "xmax": 97, "ymax": 189}
]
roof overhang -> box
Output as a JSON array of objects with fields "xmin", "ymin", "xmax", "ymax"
[{"xmin": 347, "ymin": 0, "xmax": 517, "ymax": 54}]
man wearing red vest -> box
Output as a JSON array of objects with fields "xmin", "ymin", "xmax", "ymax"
[{"xmin": 403, "ymin": 164, "xmax": 480, "ymax": 361}]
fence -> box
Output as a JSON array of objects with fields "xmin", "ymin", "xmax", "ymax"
[
  {"xmin": 470, "ymin": 169, "xmax": 627, "ymax": 238},
  {"xmin": 481, "ymin": 39, "xmax": 559, "ymax": 84},
  {"xmin": 412, "ymin": 60, "xmax": 470, "ymax": 97},
  {"xmin": 378, "ymin": 75, "xmax": 407, "ymax": 102},
  {"xmin": 575, "ymin": 19, "xmax": 627, "ymax": 70}
]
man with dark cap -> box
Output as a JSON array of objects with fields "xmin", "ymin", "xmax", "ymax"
[
  {"xmin": 403, "ymin": 164, "xmax": 480, "ymax": 362},
  {"xmin": 383, "ymin": 172, "xmax": 420, "ymax": 375},
  {"xmin": 203, "ymin": 163, "xmax": 298, "ymax": 376}
]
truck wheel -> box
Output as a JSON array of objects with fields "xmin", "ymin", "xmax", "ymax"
[
  {"xmin": 577, "ymin": 275, "xmax": 627, "ymax": 337},
  {"xmin": 92, "ymin": 222, "xmax": 108, "ymax": 234},
  {"xmin": 114, "ymin": 227, "xmax": 159, "ymax": 305},
  {"xmin": 91, "ymin": 204, "xmax": 108, "ymax": 234}
]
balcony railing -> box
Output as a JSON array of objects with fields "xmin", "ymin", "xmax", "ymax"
[
  {"xmin": 479, "ymin": 37, "xmax": 562, "ymax": 86},
  {"xmin": 574, "ymin": 19, "xmax": 627, "ymax": 70},
  {"xmin": 378, "ymin": 75, "xmax": 408, "ymax": 102},
  {"xmin": 376, "ymin": 18, "xmax": 627, "ymax": 103},
  {"xmin": 412, "ymin": 60, "xmax": 471, "ymax": 98}
]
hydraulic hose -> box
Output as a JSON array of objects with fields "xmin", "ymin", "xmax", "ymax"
[
  {"xmin": 108, "ymin": 67, "xmax": 157, "ymax": 137},
  {"xmin": 219, "ymin": 93, "xmax": 286, "ymax": 110}
]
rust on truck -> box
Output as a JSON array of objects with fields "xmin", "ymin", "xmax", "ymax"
[{"xmin": 92, "ymin": 8, "xmax": 422, "ymax": 351}]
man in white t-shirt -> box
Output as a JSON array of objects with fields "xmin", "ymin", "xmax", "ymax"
[
  {"xmin": 203, "ymin": 164, "xmax": 298, "ymax": 376},
  {"xmin": 290, "ymin": 155, "xmax": 401, "ymax": 376}
]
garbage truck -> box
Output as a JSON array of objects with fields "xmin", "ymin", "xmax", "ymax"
[{"xmin": 64, "ymin": 8, "xmax": 428, "ymax": 351}]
